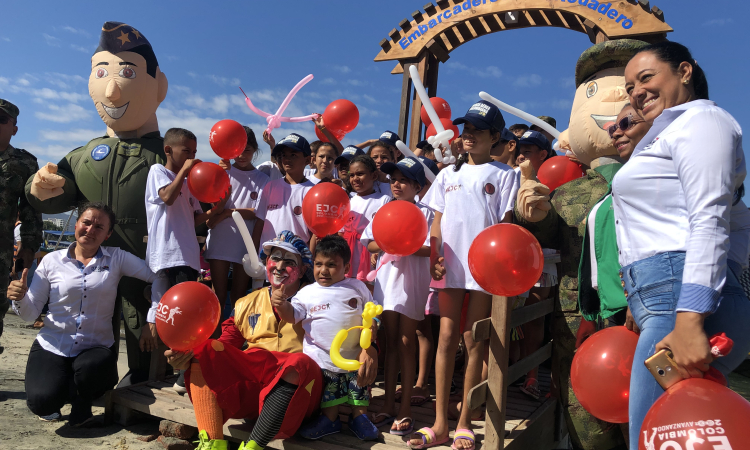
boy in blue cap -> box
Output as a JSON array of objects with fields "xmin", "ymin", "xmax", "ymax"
[
  {"xmin": 257, "ymin": 133, "xmax": 316, "ymax": 244},
  {"xmin": 490, "ymin": 128, "xmax": 519, "ymax": 167},
  {"xmin": 361, "ymin": 156, "xmax": 435, "ymax": 436},
  {"xmin": 518, "ymin": 130, "xmax": 553, "ymax": 173}
]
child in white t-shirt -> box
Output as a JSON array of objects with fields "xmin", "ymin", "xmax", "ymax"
[
  {"xmin": 366, "ymin": 141, "xmax": 393, "ymax": 195},
  {"xmin": 305, "ymin": 141, "xmax": 340, "ymax": 185},
  {"xmin": 274, "ymin": 235, "xmax": 379, "ymax": 441},
  {"xmin": 360, "ymin": 157, "xmax": 434, "ymax": 435},
  {"xmin": 340, "ymin": 155, "xmax": 389, "ymax": 284},
  {"xmin": 410, "ymin": 101, "xmax": 519, "ymax": 449},
  {"xmin": 146, "ymin": 128, "xmax": 228, "ymax": 391},
  {"xmin": 207, "ymin": 126, "xmax": 269, "ymax": 312},
  {"xmin": 257, "ymin": 133, "xmax": 316, "ymax": 245}
]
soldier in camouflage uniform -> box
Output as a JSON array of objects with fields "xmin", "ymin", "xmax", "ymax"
[
  {"xmin": 0, "ymin": 99, "xmax": 43, "ymax": 341},
  {"xmin": 25, "ymin": 22, "xmax": 169, "ymax": 385},
  {"xmin": 515, "ymin": 40, "xmax": 649, "ymax": 450}
]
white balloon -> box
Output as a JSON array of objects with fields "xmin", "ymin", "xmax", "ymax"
[
  {"xmin": 395, "ymin": 140, "xmax": 437, "ymax": 183},
  {"xmin": 233, "ymin": 211, "xmax": 264, "ymax": 277},
  {"xmin": 479, "ymin": 91, "xmax": 560, "ymax": 139}
]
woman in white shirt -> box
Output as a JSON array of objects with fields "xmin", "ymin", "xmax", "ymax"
[
  {"xmin": 613, "ymin": 42, "xmax": 750, "ymax": 449},
  {"xmin": 7, "ymin": 202, "xmax": 159, "ymax": 426}
]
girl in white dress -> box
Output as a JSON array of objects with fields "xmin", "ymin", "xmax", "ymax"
[
  {"xmin": 207, "ymin": 127, "xmax": 269, "ymax": 311},
  {"xmin": 410, "ymin": 101, "xmax": 518, "ymax": 450}
]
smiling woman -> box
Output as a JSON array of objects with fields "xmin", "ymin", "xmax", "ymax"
[{"xmin": 8, "ymin": 202, "xmax": 159, "ymax": 426}]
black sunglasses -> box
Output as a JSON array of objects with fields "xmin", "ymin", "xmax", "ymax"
[{"xmin": 608, "ymin": 114, "xmax": 643, "ymax": 139}]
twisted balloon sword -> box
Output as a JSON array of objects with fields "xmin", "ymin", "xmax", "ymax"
[
  {"xmin": 409, "ymin": 65, "xmax": 456, "ymax": 164},
  {"xmin": 240, "ymin": 74, "xmax": 319, "ymax": 136}
]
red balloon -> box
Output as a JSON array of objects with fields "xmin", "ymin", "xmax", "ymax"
[
  {"xmin": 537, "ymin": 156, "xmax": 585, "ymax": 192},
  {"xmin": 571, "ymin": 326, "xmax": 638, "ymax": 423},
  {"xmin": 302, "ymin": 182, "xmax": 351, "ymax": 237},
  {"xmin": 420, "ymin": 97, "xmax": 452, "ymax": 126},
  {"xmin": 468, "ymin": 224, "xmax": 543, "ymax": 296},
  {"xmin": 372, "ymin": 201, "xmax": 428, "ymax": 256},
  {"xmin": 155, "ymin": 281, "xmax": 221, "ymax": 351},
  {"xmin": 426, "ymin": 118, "xmax": 460, "ymax": 144},
  {"xmin": 323, "ymin": 99, "xmax": 359, "ymax": 136},
  {"xmin": 187, "ymin": 162, "xmax": 230, "ymax": 203},
  {"xmin": 209, "ymin": 119, "xmax": 247, "ymax": 159},
  {"xmin": 315, "ymin": 125, "xmax": 346, "ymax": 143},
  {"xmin": 640, "ymin": 378, "xmax": 750, "ymax": 450}
]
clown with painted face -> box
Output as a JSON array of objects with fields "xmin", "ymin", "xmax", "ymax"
[
  {"xmin": 25, "ymin": 21, "xmax": 169, "ymax": 386},
  {"xmin": 165, "ymin": 231, "xmax": 329, "ymax": 450}
]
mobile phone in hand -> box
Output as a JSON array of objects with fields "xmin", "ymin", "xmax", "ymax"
[{"xmin": 644, "ymin": 349, "xmax": 683, "ymax": 390}]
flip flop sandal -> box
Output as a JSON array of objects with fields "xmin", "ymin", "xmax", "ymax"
[
  {"xmin": 371, "ymin": 412, "xmax": 395, "ymax": 427},
  {"xmin": 520, "ymin": 378, "xmax": 541, "ymax": 400},
  {"xmin": 395, "ymin": 387, "xmax": 403, "ymax": 401},
  {"xmin": 408, "ymin": 427, "xmax": 451, "ymax": 449},
  {"xmin": 410, "ymin": 395, "xmax": 430, "ymax": 406},
  {"xmin": 451, "ymin": 428, "xmax": 475, "ymax": 450},
  {"xmin": 390, "ymin": 417, "xmax": 414, "ymax": 436}
]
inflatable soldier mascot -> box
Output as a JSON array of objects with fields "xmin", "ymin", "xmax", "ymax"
[{"xmin": 25, "ymin": 22, "xmax": 169, "ymax": 386}]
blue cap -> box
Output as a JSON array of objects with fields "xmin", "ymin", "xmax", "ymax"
[
  {"xmin": 500, "ymin": 128, "xmax": 518, "ymax": 142},
  {"xmin": 417, "ymin": 156, "xmax": 440, "ymax": 177},
  {"xmin": 379, "ymin": 130, "xmax": 400, "ymax": 147},
  {"xmin": 380, "ymin": 157, "xmax": 427, "ymax": 188},
  {"xmin": 453, "ymin": 100, "xmax": 505, "ymax": 131},
  {"xmin": 416, "ymin": 140, "xmax": 431, "ymax": 150},
  {"xmin": 272, "ymin": 133, "xmax": 311, "ymax": 157},
  {"xmin": 519, "ymin": 130, "xmax": 551, "ymax": 152},
  {"xmin": 334, "ymin": 145, "xmax": 365, "ymax": 165}
]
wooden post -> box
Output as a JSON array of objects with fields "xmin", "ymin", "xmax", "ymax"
[
  {"xmin": 397, "ymin": 61, "xmax": 414, "ymax": 143},
  {"xmin": 408, "ymin": 52, "xmax": 428, "ymax": 150},
  {"xmin": 485, "ymin": 295, "xmax": 513, "ymax": 448}
]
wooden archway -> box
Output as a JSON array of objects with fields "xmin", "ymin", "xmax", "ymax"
[{"xmin": 375, "ymin": 0, "xmax": 673, "ymax": 149}]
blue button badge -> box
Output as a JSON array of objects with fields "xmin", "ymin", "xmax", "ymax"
[{"xmin": 91, "ymin": 144, "xmax": 111, "ymax": 161}]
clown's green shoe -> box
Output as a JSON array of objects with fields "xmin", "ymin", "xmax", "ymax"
[{"xmin": 195, "ymin": 430, "xmax": 228, "ymax": 450}]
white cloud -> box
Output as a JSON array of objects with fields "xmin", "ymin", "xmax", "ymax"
[
  {"xmin": 347, "ymin": 79, "xmax": 369, "ymax": 87},
  {"xmin": 702, "ymin": 18, "xmax": 732, "ymax": 27},
  {"xmin": 17, "ymin": 78, "xmax": 32, "ymax": 87},
  {"xmin": 62, "ymin": 26, "xmax": 91, "ymax": 37},
  {"xmin": 43, "ymin": 33, "xmax": 61, "ymax": 47},
  {"xmin": 38, "ymin": 128, "xmax": 103, "ymax": 143},
  {"xmin": 208, "ymin": 74, "xmax": 241, "ymax": 87},
  {"xmin": 445, "ymin": 61, "xmax": 501, "ymax": 78},
  {"xmin": 514, "ymin": 74, "xmax": 543, "ymax": 88},
  {"xmin": 333, "ymin": 65, "xmax": 351, "ymax": 74},
  {"xmin": 15, "ymin": 141, "xmax": 77, "ymax": 166},
  {"xmin": 35, "ymin": 103, "xmax": 92, "ymax": 123},
  {"xmin": 551, "ymin": 99, "xmax": 572, "ymax": 110},
  {"xmin": 0, "ymin": 37, "xmax": 10, "ymax": 42},
  {"xmin": 321, "ymin": 78, "xmax": 336, "ymax": 85},
  {"xmin": 31, "ymin": 87, "xmax": 87, "ymax": 103},
  {"xmin": 44, "ymin": 73, "xmax": 87, "ymax": 90},
  {"xmin": 362, "ymin": 94, "xmax": 377, "ymax": 103},
  {"xmin": 479, "ymin": 66, "xmax": 503, "ymax": 78},
  {"xmin": 70, "ymin": 44, "xmax": 89, "ymax": 53},
  {"xmin": 560, "ymin": 77, "xmax": 575, "ymax": 88}
]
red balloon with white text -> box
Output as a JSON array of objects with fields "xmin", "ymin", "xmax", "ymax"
[
  {"xmin": 155, "ymin": 282, "xmax": 221, "ymax": 352},
  {"xmin": 302, "ymin": 182, "xmax": 351, "ymax": 237}
]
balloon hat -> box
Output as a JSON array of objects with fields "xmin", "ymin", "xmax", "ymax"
[
  {"xmin": 240, "ymin": 74, "xmax": 318, "ymax": 135},
  {"xmin": 330, "ymin": 302, "xmax": 383, "ymax": 371}
]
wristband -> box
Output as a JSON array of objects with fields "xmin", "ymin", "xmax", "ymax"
[{"xmin": 372, "ymin": 317, "xmax": 381, "ymax": 329}]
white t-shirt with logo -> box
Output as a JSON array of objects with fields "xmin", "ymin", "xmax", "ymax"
[
  {"xmin": 291, "ymin": 278, "xmax": 375, "ymax": 373},
  {"xmin": 342, "ymin": 192, "xmax": 390, "ymax": 278},
  {"xmin": 204, "ymin": 166, "xmax": 270, "ymax": 264},
  {"xmin": 422, "ymin": 162, "xmax": 519, "ymax": 293},
  {"xmin": 361, "ymin": 201, "xmax": 435, "ymax": 320},
  {"xmin": 257, "ymin": 178, "xmax": 315, "ymax": 245},
  {"xmin": 257, "ymin": 160, "xmax": 284, "ymax": 181},
  {"xmin": 145, "ymin": 164, "xmax": 203, "ymax": 272}
]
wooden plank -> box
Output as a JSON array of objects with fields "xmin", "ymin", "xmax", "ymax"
[
  {"xmin": 523, "ymin": 10, "xmax": 536, "ymax": 27},
  {"xmin": 391, "ymin": 62, "xmax": 404, "ymax": 75},
  {"xmin": 439, "ymin": 33, "xmax": 454, "ymax": 52},
  {"xmin": 148, "ymin": 339, "xmax": 169, "ymax": 381},
  {"xmin": 389, "ymin": 28, "xmax": 401, "ymax": 42},
  {"xmin": 424, "ymin": 3, "xmax": 437, "ymax": 16},
  {"xmin": 464, "ymin": 20, "xmax": 479, "ymax": 39},
  {"xmin": 504, "ymin": 399, "xmax": 558, "ymax": 450},
  {"xmin": 477, "ymin": 16, "xmax": 492, "ymax": 34},
  {"xmin": 412, "ymin": 10, "xmax": 425, "ymax": 23},
  {"xmin": 408, "ymin": 52, "xmax": 428, "ymax": 150},
  {"xmin": 506, "ymin": 342, "xmax": 552, "ymax": 387},
  {"xmin": 555, "ymin": 10, "xmax": 570, "ymax": 29},
  {"xmin": 399, "ymin": 18, "xmax": 412, "ymax": 32},
  {"xmin": 379, "ymin": 38, "xmax": 392, "ymax": 53},
  {"xmin": 397, "ymin": 61, "xmax": 414, "ymax": 145},
  {"xmin": 426, "ymin": 38, "xmax": 450, "ymax": 63},
  {"xmin": 509, "ymin": 298, "xmax": 554, "ymax": 329},
  {"xmin": 484, "ymin": 295, "xmax": 512, "ymax": 448},
  {"xmin": 467, "ymin": 380, "xmax": 487, "ymax": 411},
  {"xmin": 492, "ymin": 13, "xmax": 507, "ymax": 30},
  {"xmin": 472, "ymin": 317, "xmax": 491, "ymax": 342},
  {"xmin": 537, "ymin": 10, "xmax": 552, "ymax": 26}
]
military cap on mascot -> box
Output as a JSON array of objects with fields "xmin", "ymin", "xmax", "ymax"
[
  {"xmin": 25, "ymin": 21, "xmax": 170, "ymax": 385},
  {"xmin": 556, "ymin": 39, "xmax": 648, "ymax": 168}
]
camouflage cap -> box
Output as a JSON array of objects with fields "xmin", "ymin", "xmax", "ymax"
[
  {"xmin": 537, "ymin": 116, "xmax": 557, "ymax": 129},
  {"xmin": 0, "ymin": 99, "xmax": 19, "ymax": 119},
  {"xmin": 575, "ymin": 39, "xmax": 649, "ymax": 87}
]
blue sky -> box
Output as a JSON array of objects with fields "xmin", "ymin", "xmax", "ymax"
[{"xmin": 1, "ymin": 0, "xmax": 748, "ymax": 168}]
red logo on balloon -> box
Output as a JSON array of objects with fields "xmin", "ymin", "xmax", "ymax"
[
  {"xmin": 293, "ymin": 206, "xmax": 303, "ymax": 216},
  {"xmin": 484, "ymin": 183, "xmax": 495, "ymax": 195}
]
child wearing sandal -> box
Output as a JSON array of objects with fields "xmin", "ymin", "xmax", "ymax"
[
  {"xmin": 361, "ymin": 157, "xmax": 435, "ymax": 436},
  {"xmin": 274, "ymin": 235, "xmax": 380, "ymax": 441},
  {"xmin": 409, "ymin": 101, "xmax": 518, "ymax": 450}
]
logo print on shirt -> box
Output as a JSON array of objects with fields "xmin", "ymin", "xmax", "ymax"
[
  {"xmin": 91, "ymin": 144, "xmax": 111, "ymax": 161},
  {"xmin": 248, "ymin": 313, "xmax": 261, "ymax": 334},
  {"xmin": 251, "ymin": 191, "xmax": 258, "ymax": 200},
  {"xmin": 293, "ymin": 206, "xmax": 302, "ymax": 216},
  {"xmin": 309, "ymin": 303, "xmax": 331, "ymax": 314},
  {"xmin": 445, "ymin": 184, "xmax": 462, "ymax": 193},
  {"xmin": 484, "ymin": 183, "xmax": 495, "ymax": 195}
]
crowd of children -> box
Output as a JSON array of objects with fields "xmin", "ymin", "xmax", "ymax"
[{"xmin": 145, "ymin": 101, "xmax": 558, "ymax": 450}]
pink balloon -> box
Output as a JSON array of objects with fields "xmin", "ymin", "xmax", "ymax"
[{"xmin": 240, "ymin": 74, "xmax": 318, "ymax": 135}]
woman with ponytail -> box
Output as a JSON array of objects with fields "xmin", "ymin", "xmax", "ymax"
[
  {"xmin": 408, "ymin": 100, "xmax": 518, "ymax": 450},
  {"xmin": 613, "ymin": 41, "xmax": 750, "ymax": 449}
]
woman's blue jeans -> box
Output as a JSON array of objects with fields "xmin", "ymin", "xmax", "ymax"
[{"xmin": 621, "ymin": 252, "xmax": 750, "ymax": 450}]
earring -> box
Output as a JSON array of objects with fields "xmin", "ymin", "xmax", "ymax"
[{"xmin": 683, "ymin": 79, "xmax": 689, "ymax": 85}]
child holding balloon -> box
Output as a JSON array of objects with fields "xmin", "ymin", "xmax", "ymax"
[
  {"xmin": 410, "ymin": 101, "xmax": 518, "ymax": 450},
  {"xmin": 341, "ymin": 154, "xmax": 390, "ymax": 285},
  {"xmin": 208, "ymin": 126, "xmax": 269, "ymax": 312},
  {"xmin": 360, "ymin": 157, "xmax": 435, "ymax": 435}
]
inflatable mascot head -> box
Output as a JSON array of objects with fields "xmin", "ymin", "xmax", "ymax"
[
  {"xmin": 557, "ymin": 39, "xmax": 647, "ymax": 168},
  {"xmin": 89, "ymin": 22, "xmax": 168, "ymax": 137}
]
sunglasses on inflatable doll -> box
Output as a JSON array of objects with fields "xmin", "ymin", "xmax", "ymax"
[{"xmin": 607, "ymin": 114, "xmax": 644, "ymax": 139}]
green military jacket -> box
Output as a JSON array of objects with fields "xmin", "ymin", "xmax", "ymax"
[
  {"xmin": 515, "ymin": 165, "xmax": 619, "ymax": 314},
  {"xmin": 25, "ymin": 132, "xmax": 165, "ymax": 259},
  {"xmin": 1, "ymin": 144, "xmax": 43, "ymax": 264}
]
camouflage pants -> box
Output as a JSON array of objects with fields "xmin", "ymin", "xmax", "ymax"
[{"xmin": 552, "ymin": 313, "xmax": 628, "ymax": 450}]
